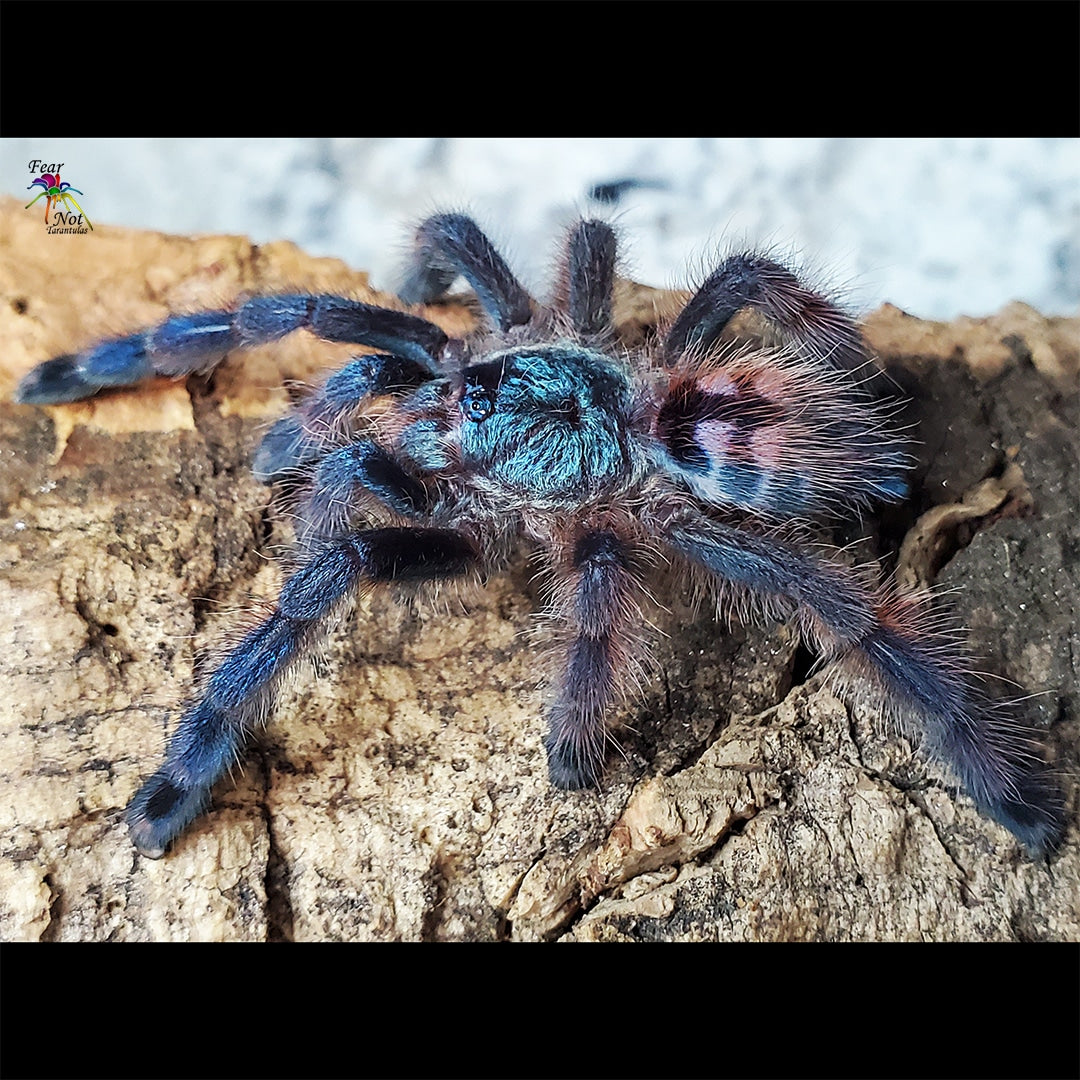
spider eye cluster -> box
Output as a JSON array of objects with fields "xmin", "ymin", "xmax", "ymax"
[{"xmin": 462, "ymin": 387, "xmax": 494, "ymax": 423}]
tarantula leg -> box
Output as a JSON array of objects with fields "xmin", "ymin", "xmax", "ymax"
[
  {"xmin": 664, "ymin": 511, "xmax": 1066, "ymax": 853},
  {"xmin": 651, "ymin": 348, "xmax": 911, "ymax": 516},
  {"xmin": 397, "ymin": 213, "xmax": 534, "ymax": 332},
  {"xmin": 253, "ymin": 352, "xmax": 436, "ymax": 482},
  {"xmin": 554, "ymin": 219, "xmax": 617, "ymax": 339},
  {"xmin": 125, "ymin": 527, "xmax": 476, "ymax": 858},
  {"xmin": 663, "ymin": 253, "xmax": 873, "ymax": 381},
  {"xmin": 544, "ymin": 528, "xmax": 644, "ymax": 789},
  {"xmin": 14, "ymin": 297, "xmax": 447, "ymax": 405},
  {"xmin": 293, "ymin": 439, "xmax": 434, "ymax": 546}
]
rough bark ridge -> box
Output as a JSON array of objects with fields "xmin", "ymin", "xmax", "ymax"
[{"xmin": 0, "ymin": 197, "xmax": 1076, "ymax": 941}]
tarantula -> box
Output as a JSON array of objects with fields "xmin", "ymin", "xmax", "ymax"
[{"xmin": 16, "ymin": 213, "xmax": 1065, "ymax": 859}]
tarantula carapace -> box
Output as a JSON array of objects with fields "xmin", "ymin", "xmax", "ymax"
[{"xmin": 16, "ymin": 213, "xmax": 1064, "ymax": 858}]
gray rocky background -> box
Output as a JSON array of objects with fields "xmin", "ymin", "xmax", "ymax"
[{"xmin": 3, "ymin": 138, "xmax": 1078, "ymax": 321}]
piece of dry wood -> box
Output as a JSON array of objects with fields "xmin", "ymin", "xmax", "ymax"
[{"xmin": 0, "ymin": 197, "xmax": 1075, "ymax": 941}]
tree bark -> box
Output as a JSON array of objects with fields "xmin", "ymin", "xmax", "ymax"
[{"xmin": 0, "ymin": 197, "xmax": 1075, "ymax": 941}]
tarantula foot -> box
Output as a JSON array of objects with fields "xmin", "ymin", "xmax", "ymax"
[
  {"xmin": 543, "ymin": 735, "xmax": 603, "ymax": 791},
  {"xmin": 14, "ymin": 355, "xmax": 96, "ymax": 405},
  {"xmin": 126, "ymin": 771, "xmax": 208, "ymax": 859},
  {"xmin": 252, "ymin": 414, "xmax": 312, "ymax": 482},
  {"xmin": 982, "ymin": 765, "xmax": 1067, "ymax": 856}
]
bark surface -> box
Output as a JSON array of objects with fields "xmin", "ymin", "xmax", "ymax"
[{"xmin": 1, "ymin": 198, "xmax": 1076, "ymax": 941}]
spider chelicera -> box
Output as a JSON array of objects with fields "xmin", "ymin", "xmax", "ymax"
[{"xmin": 14, "ymin": 213, "xmax": 1065, "ymax": 858}]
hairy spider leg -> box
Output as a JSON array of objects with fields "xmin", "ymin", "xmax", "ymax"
[
  {"xmin": 665, "ymin": 511, "xmax": 1065, "ymax": 853},
  {"xmin": 545, "ymin": 528, "xmax": 645, "ymax": 789},
  {"xmin": 664, "ymin": 253, "xmax": 877, "ymax": 384},
  {"xmin": 397, "ymin": 213, "xmax": 534, "ymax": 332},
  {"xmin": 253, "ymin": 352, "xmax": 437, "ymax": 482},
  {"xmin": 292, "ymin": 439, "xmax": 436, "ymax": 548},
  {"xmin": 125, "ymin": 527, "xmax": 477, "ymax": 857},
  {"xmin": 553, "ymin": 219, "xmax": 618, "ymax": 340},
  {"xmin": 651, "ymin": 348, "xmax": 911, "ymax": 516},
  {"xmin": 14, "ymin": 296, "xmax": 448, "ymax": 406}
]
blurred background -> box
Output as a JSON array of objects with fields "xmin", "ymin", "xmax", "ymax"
[{"xmin": 4, "ymin": 137, "xmax": 1077, "ymax": 320}]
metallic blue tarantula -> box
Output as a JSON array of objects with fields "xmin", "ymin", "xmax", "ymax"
[{"xmin": 16, "ymin": 214, "xmax": 1065, "ymax": 859}]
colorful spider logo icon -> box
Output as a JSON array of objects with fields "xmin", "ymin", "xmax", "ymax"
[{"xmin": 25, "ymin": 171, "xmax": 93, "ymax": 230}]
